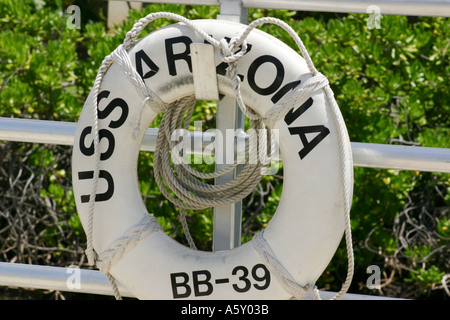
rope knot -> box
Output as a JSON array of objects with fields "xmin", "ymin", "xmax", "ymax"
[
  {"xmin": 252, "ymin": 232, "xmax": 315, "ymax": 299},
  {"xmin": 219, "ymin": 37, "xmax": 247, "ymax": 64},
  {"xmin": 263, "ymin": 72, "xmax": 330, "ymax": 129},
  {"xmin": 85, "ymin": 247, "xmax": 98, "ymax": 267}
]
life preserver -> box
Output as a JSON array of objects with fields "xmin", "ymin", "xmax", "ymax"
[{"xmin": 72, "ymin": 16, "xmax": 353, "ymax": 300}]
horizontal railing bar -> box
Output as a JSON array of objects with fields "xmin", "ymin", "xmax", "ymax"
[
  {"xmin": 0, "ymin": 262, "xmax": 400, "ymax": 299},
  {"xmin": 243, "ymin": 0, "xmax": 450, "ymax": 17},
  {"xmin": 105, "ymin": 0, "xmax": 450, "ymax": 17},
  {"xmin": 106, "ymin": 0, "xmax": 221, "ymax": 6},
  {"xmin": 0, "ymin": 261, "xmax": 133, "ymax": 297},
  {"xmin": 1, "ymin": 117, "xmax": 449, "ymax": 173},
  {"xmin": 351, "ymin": 142, "xmax": 450, "ymax": 173},
  {"xmin": 0, "ymin": 117, "xmax": 77, "ymax": 146}
]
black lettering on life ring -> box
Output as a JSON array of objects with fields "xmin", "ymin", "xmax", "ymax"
[
  {"xmin": 169, "ymin": 264, "xmax": 271, "ymax": 298},
  {"xmin": 165, "ymin": 36, "xmax": 193, "ymax": 76},
  {"xmin": 135, "ymin": 49, "xmax": 159, "ymax": 80},
  {"xmin": 271, "ymin": 79, "xmax": 301, "ymax": 104},
  {"xmin": 214, "ymin": 37, "xmax": 253, "ymax": 81},
  {"xmin": 232, "ymin": 265, "xmax": 252, "ymax": 293},
  {"xmin": 284, "ymin": 97, "xmax": 330, "ymax": 159},
  {"xmin": 77, "ymin": 90, "xmax": 128, "ymax": 204},
  {"xmin": 78, "ymin": 170, "xmax": 115, "ymax": 203},
  {"xmin": 251, "ymin": 264, "xmax": 271, "ymax": 290},
  {"xmin": 79, "ymin": 126, "xmax": 115, "ymax": 161},
  {"xmin": 192, "ymin": 270, "xmax": 213, "ymax": 297},
  {"xmin": 97, "ymin": 90, "xmax": 129, "ymax": 129},
  {"xmin": 247, "ymin": 55, "xmax": 284, "ymax": 96},
  {"xmin": 170, "ymin": 272, "xmax": 191, "ymax": 299},
  {"xmin": 284, "ymin": 97, "xmax": 313, "ymax": 125},
  {"xmin": 288, "ymin": 125, "xmax": 330, "ymax": 160}
]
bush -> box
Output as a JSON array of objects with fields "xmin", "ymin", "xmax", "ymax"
[{"xmin": 0, "ymin": 0, "xmax": 448, "ymax": 299}]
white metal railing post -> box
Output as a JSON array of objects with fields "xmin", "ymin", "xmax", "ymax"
[{"xmin": 212, "ymin": 0, "xmax": 249, "ymax": 251}]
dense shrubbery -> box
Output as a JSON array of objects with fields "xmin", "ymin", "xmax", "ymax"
[{"xmin": 0, "ymin": 0, "xmax": 448, "ymax": 299}]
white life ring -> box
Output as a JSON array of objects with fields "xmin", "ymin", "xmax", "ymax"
[{"xmin": 72, "ymin": 16, "xmax": 353, "ymax": 300}]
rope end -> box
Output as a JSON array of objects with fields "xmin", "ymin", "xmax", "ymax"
[{"xmin": 85, "ymin": 248, "xmax": 97, "ymax": 267}]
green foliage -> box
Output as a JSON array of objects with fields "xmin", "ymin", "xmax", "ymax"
[{"xmin": 0, "ymin": 0, "xmax": 448, "ymax": 299}]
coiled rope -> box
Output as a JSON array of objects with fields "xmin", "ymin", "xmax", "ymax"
[{"xmin": 85, "ymin": 12, "xmax": 354, "ymax": 301}]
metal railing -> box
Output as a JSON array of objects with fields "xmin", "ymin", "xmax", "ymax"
[
  {"xmin": 1, "ymin": 117, "xmax": 449, "ymax": 173},
  {"xmin": 1, "ymin": 0, "xmax": 449, "ymax": 299},
  {"xmin": 107, "ymin": 0, "xmax": 450, "ymax": 17}
]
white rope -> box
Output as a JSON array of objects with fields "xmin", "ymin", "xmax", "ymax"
[
  {"xmin": 109, "ymin": 45, "xmax": 166, "ymax": 113},
  {"xmin": 95, "ymin": 215, "xmax": 161, "ymax": 299},
  {"xmin": 252, "ymin": 232, "xmax": 314, "ymax": 299},
  {"xmin": 152, "ymin": 95, "xmax": 267, "ymax": 249},
  {"xmin": 442, "ymin": 274, "xmax": 450, "ymax": 297},
  {"xmin": 263, "ymin": 72, "xmax": 329, "ymax": 129},
  {"xmin": 96, "ymin": 215, "xmax": 161, "ymax": 275},
  {"xmin": 248, "ymin": 17, "xmax": 354, "ymax": 301},
  {"xmin": 84, "ymin": 12, "xmax": 354, "ymax": 301},
  {"xmin": 86, "ymin": 55, "xmax": 113, "ymax": 268},
  {"xmin": 153, "ymin": 96, "xmax": 267, "ymax": 211}
]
